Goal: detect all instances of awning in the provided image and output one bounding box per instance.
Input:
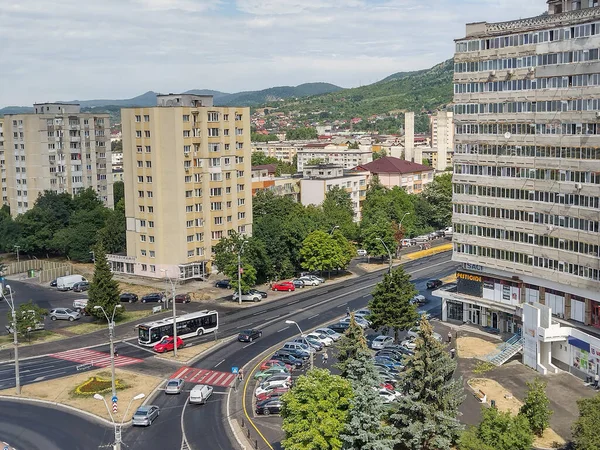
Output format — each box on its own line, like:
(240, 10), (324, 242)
(568, 336), (590, 352)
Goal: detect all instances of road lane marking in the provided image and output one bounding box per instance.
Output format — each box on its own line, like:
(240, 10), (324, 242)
(277, 326), (289, 332)
(237, 323), (254, 329)
(307, 313), (319, 319)
(243, 342), (255, 349)
(214, 358), (225, 368)
(336, 304), (346, 308)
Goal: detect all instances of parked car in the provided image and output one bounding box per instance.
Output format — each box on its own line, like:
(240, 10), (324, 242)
(374, 355), (404, 369)
(442, 226), (453, 237)
(274, 348), (310, 361)
(49, 308), (81, 322)
(298, 276), (319, 286)
(400, 239), (416, 247)
(255, 398), (283, 415)
(175, 293), (191, 303)
(371, 335), (394, 350)
(56, 275), (86, 291)
(120, 292), (138, 303)
(339, 316), (369, 329)
(406, 327), (442, 342)
(255, 387), (290, 402)
(378, 388), (402, 404)
(153, 336), (184, 353)
(272, 281), (295, 292)
(291, 279), (305, 288)
(357, 249), (367, 257)
(282, 341), (316, 354)
(255, 380), (291, 397)
(262, 373), (292, 385)
(410, 294), (426, 305)
(305, 332), (333, 346)
(232, 291), (262, 303)
(328, 322), (350, 333)
(238, 329), (262, 343)
(401, 338), (417, 350)
(72, 298), (88, 312)
(314, 328), (342, 341)
(376, 350), (405, 361)
(50, 279), (57, 287)
(270, 353), (304, 368)
(254, 366), (290, 382)
(132, 405), (160, 426)
(306, 275), (325, 283)
(354, 309), (371, 320)
(248, 289), (268, 298)
(72, 281), (89, 293)
(141, 293), (165, 303)
(260, 359), (293, 372)
(189, 384), (213, 405)
(426, 279), (443, 289)
(294, 337), (322, 352)
(414, 235), (430, 243)
(383, 344), (415, 356)
(214, 279), (232, 289)
(165, 378), (184, 395)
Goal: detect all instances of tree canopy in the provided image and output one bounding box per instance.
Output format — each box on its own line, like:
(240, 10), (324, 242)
(519, 377), (552, 437)
(572, 393), (600, 450)
(459, 407), (533, 450)
(285, 127), (318, 140)
(87, 243), (122, 322)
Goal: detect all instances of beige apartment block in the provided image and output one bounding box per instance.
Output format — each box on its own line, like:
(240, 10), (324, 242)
(0, 104), (112, 216)
(296, 143), (373, 171)
(429, 111), (454, 170)
(251, 141), (299, 165)
(110, 94), (252, 280)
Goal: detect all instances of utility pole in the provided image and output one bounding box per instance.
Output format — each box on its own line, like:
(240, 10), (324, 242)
(161, 270), (178, 357)
(94, 305), (122, 399)
(377, 237), (393, 274)
(13, 245), (20, 264)
(238, 241), (248, 305)
(2, 285), (20, 395)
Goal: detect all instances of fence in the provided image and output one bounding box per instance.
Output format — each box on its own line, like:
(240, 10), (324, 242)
(2, 260), (74, 283)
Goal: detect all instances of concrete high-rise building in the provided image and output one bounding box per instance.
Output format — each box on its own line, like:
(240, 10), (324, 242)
(0, 104), (112, 216)
(403, 112), (417, 162)
(109, 94), (253, 280)
(430, 111), (454, 171)
(436, 0), (600, 377)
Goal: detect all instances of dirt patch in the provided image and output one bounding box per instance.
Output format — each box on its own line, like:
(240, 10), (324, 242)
(468, 378), (565, 448)
(154, 340), (219, 363)
(457, 337), (499, 359)
(71, 263), (95, 278)
(118, 282), (163, 298)
(0, 368), (162, 422)
(357, 261), (395, 273)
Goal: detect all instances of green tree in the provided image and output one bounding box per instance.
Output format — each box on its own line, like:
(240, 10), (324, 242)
(300, 230), (343, 275)
(368, 266), (418, 342)
(572, 394), (600, 450)
(372, 149), (387, 160)
(212, 233), (244, 274)
(360, 218), (396, 260)
(322, 187), (357, 239)
(0, 207), (20, 253)
(331, 230), (356, 270)
(285, 127), (318, 140)
(225, 262), (257, 293)
(518, 377), (552, 437)
(281, 368), (353, 450)
(306, 158), (326, 166)
(459, 407), (532, 450)
(111, 139), (122, 152)
(341, 347), (396, 449)
(335, 314), (367, 377)
(8, 301), (47, 336)
(390, 318), (465, 450)
(347, 141), (360, 149)
(421, 172), (453, 229)
(113, 181), (124, 207)
(251, 132), (279, 142)
(98, 198), (126, 254)
(87, 244), (122, 321)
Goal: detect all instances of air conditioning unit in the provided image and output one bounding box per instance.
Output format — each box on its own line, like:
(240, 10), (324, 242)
(508, 69), (515, 75)
(596, 111), (600, 119)
(489, 70), (496, 77)
(528, 67), (535, 73)
(575, 182), (582, 190)
(185, 167), (190, 173)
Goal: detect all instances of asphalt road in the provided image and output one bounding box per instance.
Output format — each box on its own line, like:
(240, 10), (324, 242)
(122, 251), (458, 450)
(0, 399), (114, 449)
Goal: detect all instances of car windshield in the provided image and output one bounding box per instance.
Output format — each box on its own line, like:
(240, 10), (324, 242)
(135, 408), (148, 416)
(64, 309), (74, 314)
(167, 381), (179, 386)
(240, 330), (252, 335)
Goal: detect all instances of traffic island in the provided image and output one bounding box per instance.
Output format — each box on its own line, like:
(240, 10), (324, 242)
(0, 368), (162, 422)
(467, 378), (565, 449)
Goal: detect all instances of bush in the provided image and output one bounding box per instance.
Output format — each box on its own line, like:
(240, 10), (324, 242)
(72, 376), (127, 397)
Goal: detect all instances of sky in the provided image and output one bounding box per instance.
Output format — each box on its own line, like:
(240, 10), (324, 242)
(0, 0), (544, 107)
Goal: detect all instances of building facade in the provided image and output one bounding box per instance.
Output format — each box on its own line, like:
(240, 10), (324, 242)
(436, 0), (600, 378)
(429, 111), (454, 171)
(354, 156), (435, 194)
(0, 104), (112, 215)
(296, 143), (373, 171)
(111, 94), (253, 280)
(251, 142), (299, 165)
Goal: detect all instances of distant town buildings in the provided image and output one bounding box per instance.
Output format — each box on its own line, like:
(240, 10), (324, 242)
(354, 156), (435, 194)
(0, 103), (113, 216)
(296, 142), (373, 171)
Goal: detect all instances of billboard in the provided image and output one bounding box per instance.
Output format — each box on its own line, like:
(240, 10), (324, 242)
(457, 271), (483, 297)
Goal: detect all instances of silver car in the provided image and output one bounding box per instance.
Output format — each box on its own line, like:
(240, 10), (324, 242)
(298, 276), (320, 286)
(132, 405), (160, 426)
(165, 378), (184, 395)
(49, 308), (81, 322)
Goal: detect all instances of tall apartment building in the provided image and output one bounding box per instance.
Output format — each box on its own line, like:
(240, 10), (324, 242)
(436, 0), (600, 377)
(0, 104), (112, 215)
(110, 94), (253, 280)
(430, 111), (454, 171)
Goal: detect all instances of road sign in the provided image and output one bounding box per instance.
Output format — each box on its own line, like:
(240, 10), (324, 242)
(112, 395), (118, 403)
(113, 401), (118, 413)
(231, 366), (239, 374)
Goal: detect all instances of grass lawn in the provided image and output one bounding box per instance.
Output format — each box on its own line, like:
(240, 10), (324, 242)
(0, 330), (63, 347)
(68, 310), (153, 335)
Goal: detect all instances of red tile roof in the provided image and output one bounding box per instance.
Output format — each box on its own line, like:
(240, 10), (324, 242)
(354, 156), (432, 174)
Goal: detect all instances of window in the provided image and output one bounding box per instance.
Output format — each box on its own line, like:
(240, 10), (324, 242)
(210, 187), (222, 196)
(139, 206), (145, 212)
(235, 128), (243, 136)
(238, 212), (246, 219)
(138, 190), (144, 198)
(238, 198), (245, 206)
(141, 250), (147, 256)
(144, 115), (150, 122)
(149, 236), (155, 243)
(138, 176), (144, 183)
(187, 220), (194, 228)
(144, 131), (150, 138)
(211, 231), (223, 240)
(183, 130), (190, 137)
(210, 173), (222, 181)
(135, 115), (141, 122)
(214, 217), (223, 225)
(183, 115), (190, 122)
(185, 190), (193, 198)
(210, 158), (221, 167)
(145, 145), (151, 153)
(223, 129), (229, 136)
(147, 191), (153, 198)
(235, 113), (242, 121)
(146, 161), (151, 168)
(146, 176), (152, 183)
(223, 114), (229, 121)
(136, 131), (142, 138)
(149, 251), (155, 258)
(208, 128), (220, 137)
(211, 202), (222, 210)
(237, 184), (245, 192)
(148, 206), (154, 213)
(141, 264), (147, 271)
(227, 215), (232, 223)
(235, 156), (244, 163)
(140, 220), (146, 227)
(136, 146), (143, 153)
(150, 265), (156, 273)
(208, 112), (219, 122)
(184, 145), (191, 154)
(209, 143), (220, 152)
(141, 235), (147, 242)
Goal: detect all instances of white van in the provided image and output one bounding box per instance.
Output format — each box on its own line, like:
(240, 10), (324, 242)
(189, 384), (213, 405)
(57, 275), (87, 291)
(443, 227), (453, 237)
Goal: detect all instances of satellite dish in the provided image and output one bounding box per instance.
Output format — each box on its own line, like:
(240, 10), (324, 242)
(504, 132), (511, 139)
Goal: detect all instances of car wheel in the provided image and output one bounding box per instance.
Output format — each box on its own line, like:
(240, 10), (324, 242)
(249, 337), (253, 343)
(288, 288), (292, 292)
(129, 299), (133, 303)
(259, 332), (263, 337)
(197, 329), (204, 337)
(254, 297), (260, 303)
(69, 316), (74, 322)
(263, 408), (270, 416)
(51, 316), (57, 321)
(142, 299), (146, 303)
(257, 376), (263, 382)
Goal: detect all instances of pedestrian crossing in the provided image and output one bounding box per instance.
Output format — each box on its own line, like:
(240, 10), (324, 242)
(50, 348), (143, 368)
(170, 366), (237, 388)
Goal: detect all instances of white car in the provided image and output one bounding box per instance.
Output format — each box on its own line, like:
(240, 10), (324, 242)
(357, 249), (367, 257)
(255, 380), (291, 397)
(305, 332), (333, 346)
(378, 388), (402, 404)
(410, 295), (426, 305)
(298, 276), (320, 286)
(340, 316), (369, 329)
(232, 292), (262, 303)
(407, 327), (442, 342)
(401, 338), (417, 350)
(165, 378), (184, 395)
(306, 275), (324, 283)
(371, 335), (394, 350)
(314, 328), (342, 341)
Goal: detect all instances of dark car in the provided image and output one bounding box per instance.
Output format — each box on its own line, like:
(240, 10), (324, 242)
(175, 293), (191, 303)
(376, 350), (405, 362)
(292, 279), (304, 288)
(238, 329), (262, 342)
(141, 293), (164, 303)
(274, 348), (310, 361)
(328, 322), (350, 334)
(72, 281), (89, 292)
(270, 353), (303, 369)
(383, 344), (414, 356)
(426, 279), (443, 289)
(120, 292), (138, 303)
(255, 398), (283, 416)
(50, 279), (57, 287)
(248, 289), (268, 298)
(215, 280), (231, 289)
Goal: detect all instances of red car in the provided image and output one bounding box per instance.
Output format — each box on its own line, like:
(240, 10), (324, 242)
(153, 336), (185, 353)
(272, 281), (295, 292)
(255, 387), (290, 402)
(260, 359), (293, 372)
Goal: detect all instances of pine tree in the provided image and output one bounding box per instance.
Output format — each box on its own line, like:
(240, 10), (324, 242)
(341, 347), (396, 449)
(87, 243), (122, 322)
(368, 266), (418, 342)
(390, 317), (465, 450)
(335, 314), (367, 377)
(518, 377), (552, 437)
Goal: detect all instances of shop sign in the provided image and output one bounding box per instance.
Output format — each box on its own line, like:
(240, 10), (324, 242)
(463, 263), (483, 272)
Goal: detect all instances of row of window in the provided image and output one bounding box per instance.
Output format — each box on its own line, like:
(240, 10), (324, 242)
(454, 143), (600, 160)
(454, 223), (600, 257)
(455, 122), (600, 136)
(454, 98), (600, 115)
(454, 73), (600, 94)
(454, 243), (600, 282)
(453, 202), (600, 233)
(454, 48), (600, 74)
(455, 16), (600, 53)
(454, 164), (600, 184)
(139, 235), (155, 243)
(182, 113), (242, 123)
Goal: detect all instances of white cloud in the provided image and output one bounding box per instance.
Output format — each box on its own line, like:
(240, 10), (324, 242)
(0, 0), (545, 106)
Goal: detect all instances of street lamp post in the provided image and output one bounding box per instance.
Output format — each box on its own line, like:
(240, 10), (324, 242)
(94, 392), (145, 450)
(397, 212), (411, 258)
(237, 240), (248, 306)
(329, 225), (339, 235)
(377, 237), (393, 274)
(94, 304), (123, 398)
(285, 320), (313, 370)
(160, 270), (178, 358)
(1, 285), (19, 395)
(13, 245), (20, 264)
